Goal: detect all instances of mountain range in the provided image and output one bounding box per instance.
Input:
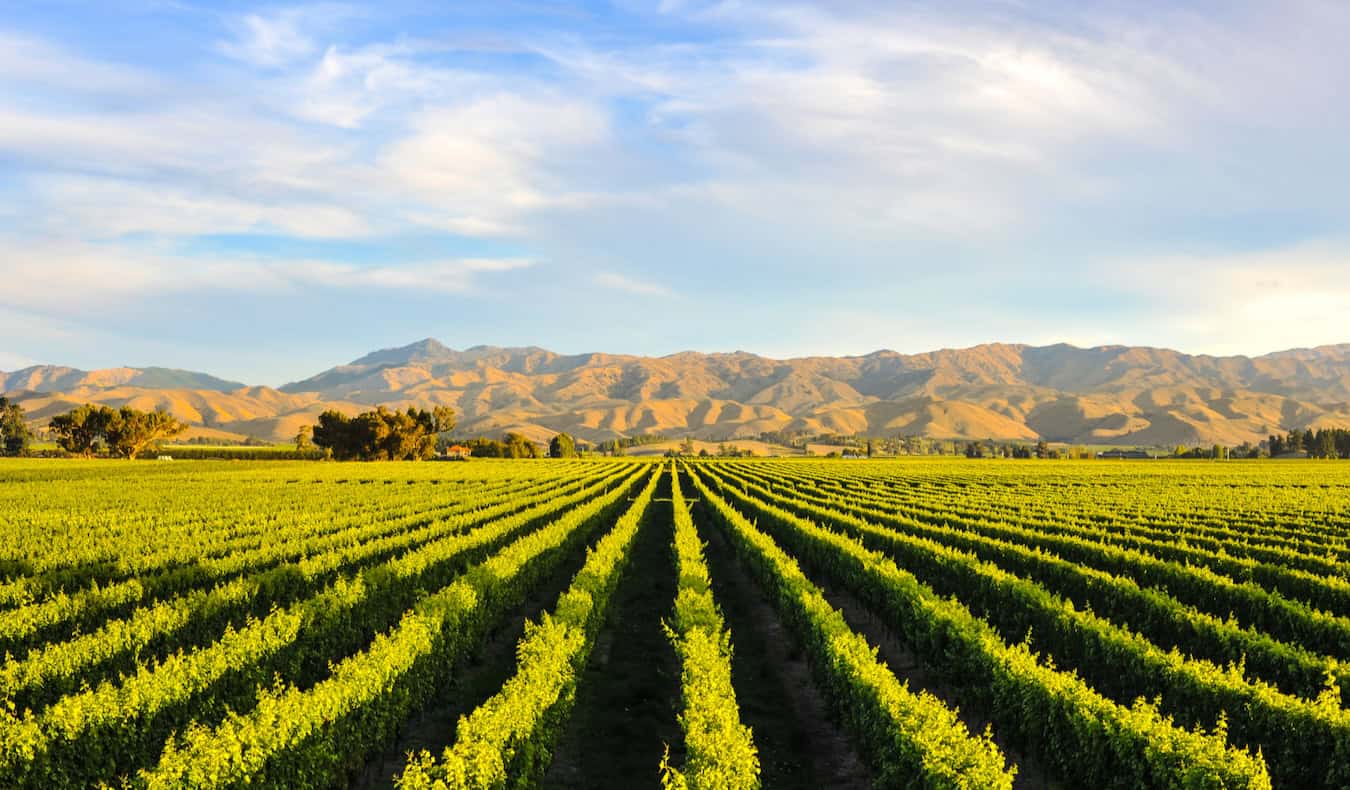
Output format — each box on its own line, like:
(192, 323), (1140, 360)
(6, 339), (1350, 447)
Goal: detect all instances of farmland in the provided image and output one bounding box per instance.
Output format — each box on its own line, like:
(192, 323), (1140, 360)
(2, 459), (1350, 788)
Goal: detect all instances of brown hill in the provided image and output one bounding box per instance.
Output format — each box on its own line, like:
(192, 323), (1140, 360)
(5, 340), (1350, 445)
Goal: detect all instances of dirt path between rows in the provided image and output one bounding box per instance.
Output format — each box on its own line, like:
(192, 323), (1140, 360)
(693, 494), (872, 790)
(543, 472), (684, 789)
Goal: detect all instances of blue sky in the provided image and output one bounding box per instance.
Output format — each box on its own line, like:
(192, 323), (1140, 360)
(2, 0), (1348, 385)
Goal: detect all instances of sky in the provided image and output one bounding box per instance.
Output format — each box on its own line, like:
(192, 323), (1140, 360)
(1, 0), (1348, 385)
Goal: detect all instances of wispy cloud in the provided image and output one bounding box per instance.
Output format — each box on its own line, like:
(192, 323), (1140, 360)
(282, 257), (535, 292)
(593, 272), (673, 297)
(0, 238), (534, 307)
(217, 6), (356, 68)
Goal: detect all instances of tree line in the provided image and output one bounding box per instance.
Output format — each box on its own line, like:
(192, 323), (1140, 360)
(1269, 428), (1350, 459)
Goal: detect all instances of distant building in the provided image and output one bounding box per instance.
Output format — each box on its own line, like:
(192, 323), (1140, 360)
(1097, 449), (1157, 460)
(444, 444), (471, 460)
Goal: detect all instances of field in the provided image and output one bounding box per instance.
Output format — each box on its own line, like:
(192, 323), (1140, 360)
(2, 459), (1350, 788)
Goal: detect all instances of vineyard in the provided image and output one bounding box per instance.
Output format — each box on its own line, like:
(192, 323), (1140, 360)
(2, 459), (1350, 788)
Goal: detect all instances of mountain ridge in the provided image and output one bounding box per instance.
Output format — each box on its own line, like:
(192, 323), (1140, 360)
(6, 339), (1350, 446)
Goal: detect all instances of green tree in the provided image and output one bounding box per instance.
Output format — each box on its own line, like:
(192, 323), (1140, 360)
(49, 404), (117, 457)
(312, 410), (353, 458)
(1315, 431), (1337, 459)
(431, 406), (456, 434)
(1034, 440), (1050, 459)
(504, 432), (540, 459)
(309, 405), (453, 461)
(294, 425), (313, 454)
(0, 397), (33, 456)
(103, 407), (188, 459)
(467, 437), (506, 458)
(548, 432), (577, 458)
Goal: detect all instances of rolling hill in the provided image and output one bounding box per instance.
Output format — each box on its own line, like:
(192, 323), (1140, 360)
(6, 339), (1350, 445)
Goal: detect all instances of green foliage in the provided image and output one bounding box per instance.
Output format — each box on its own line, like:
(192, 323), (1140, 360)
(710, 465), (1341, 787)
(396, 468), (661, 788)
(548, 432), (577, 458)
(48, 404), (116, 456)
(47, 404), (186, 459)
(503, 432), (541, 459)
(312, 405), (454, 461)
(103, 407), (188, 459)
(661, 470), (760, 790)
(7, 456), (1350, 788)
(693, 464), (1272, 790)
(692, 467), (1018, 789)
(139, 465), (650, 789)
(0, 397), (32, 456)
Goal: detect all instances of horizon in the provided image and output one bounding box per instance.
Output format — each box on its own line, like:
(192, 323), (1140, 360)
(3, 2), (1350, 383)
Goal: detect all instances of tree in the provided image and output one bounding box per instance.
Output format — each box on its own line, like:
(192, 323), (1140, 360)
(549, 432), (577, 458)
(295, 425), (313, 453)
(430, 406), (456, 434)
(504, 432), (541, 459)
(310, 405), (454, 461)
(48, 404), (185, 459)
(0, 397), (33, 456)
(1034, 440), (1050, 459)
(1314, 430), (1337, 459)
(312, 411), (352, 458)
(50, 404), (117, 457)
(103, 407), (187, 459)
(467, 437), (506, 458)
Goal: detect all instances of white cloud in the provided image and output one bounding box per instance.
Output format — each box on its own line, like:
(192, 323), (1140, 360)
(378, 93), (610, 234)
(593, 272), (673, 296)
(0, 238), (534, 307)
(279, 257), (534, 292)
(1097, 240), (1350, 355)
(0, 350), (37, 371)
(32, 175), (372, 239)
(218, 6), (347, 68)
